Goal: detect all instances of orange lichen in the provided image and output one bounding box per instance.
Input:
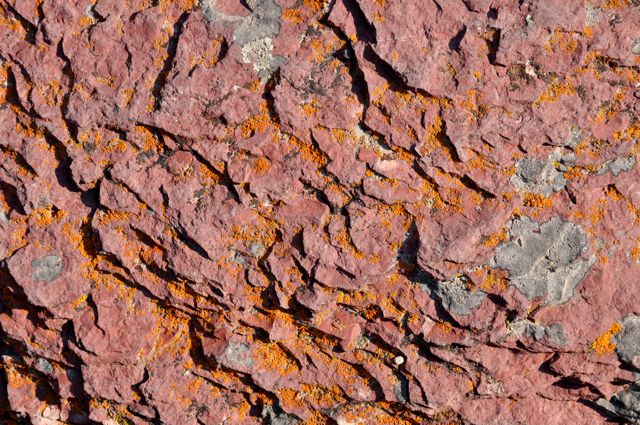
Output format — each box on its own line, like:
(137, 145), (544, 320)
(283, 8), (304, 24)
(534, 79), (576, 106)
(254, 342), (299, 375)
(523, 193), (553, 209)
(252, 156), (271, 175)
(288, 136), (328, 166)
(302, 0), (327, 12)
(591, 322), (622, 355)
(31, 206), (65, 227)
(545, 28), (578, 53)
(483, 227), (508, 248)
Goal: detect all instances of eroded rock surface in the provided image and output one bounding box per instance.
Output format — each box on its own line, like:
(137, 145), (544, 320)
(0, 0), (639, 424)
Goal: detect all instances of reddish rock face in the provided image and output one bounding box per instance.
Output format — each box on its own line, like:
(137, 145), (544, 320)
(0, 0), (640, 423)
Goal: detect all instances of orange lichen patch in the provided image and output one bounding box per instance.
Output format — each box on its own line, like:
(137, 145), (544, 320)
(78, 15), (96, 28)
(132, 125), (162, 152)
(252, 156), (271, 175)
(595, 90), (625, 124)
(533, 79), (576, 106)
(299, 384), (347, 408)
(62, 218), (96, 258)
(309, 34), (343, 63)
(631, 242), (640, 262)
(563, 166), (584, 180)
(334, 227), (365, 260)
(601, 0), (630, 9)
(288, 136), (328, 166)
(5, 222), (28, 257)
(198, 163), (220, 185)
(38, 80), (64, 107)
(482, 227), (508, 248)
(614, 123), (640, 142)
(100, 138), (128, 154)
(583, 26), (594, 38)
(605, 185), (624, 201)
(301, 100), (319, 116)
(283, 8), (304, 24)
(96, 210), (132, 226)
(0, 62), (8, 104)
(30, 206), (65, 227)
(231, 219), (278, 250)
(302, 0), (328, 12)
(254, 342), (299, 375)
(436, 321), (453, 333)
(588, 200), (606, 225)
(544, 28), (578, 53)
(241, 103), (278, 138)
(373, 11), (385, 22)
(591, 322), (622, 355)
(479, 268), (508, 292)
(121, 88), (135, 106)
(466, 149), (494, 171)
(523, 193), (553, 209)
(143, 304), (192, 361)
(458, 89), (488, 122)
(420, 180), (448, 211)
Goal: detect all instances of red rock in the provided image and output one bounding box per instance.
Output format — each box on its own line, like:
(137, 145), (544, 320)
(0, 0), (639, 423)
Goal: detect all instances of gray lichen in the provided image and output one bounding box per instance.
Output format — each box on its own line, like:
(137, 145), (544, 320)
(493, 216), (594, 305)
(509, 319), (567, 346)
(510, 156), (567, 196)
(596, 384), (640, 424)
(597, 156), (636, 176)
(223, 341), (254, 368)
(31, 255), (64, 282)
(201, 0), (284, 76)
(423, 275), (485, 316)
(614, 315), (640, 365)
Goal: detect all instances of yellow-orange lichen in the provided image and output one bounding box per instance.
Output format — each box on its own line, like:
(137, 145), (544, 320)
(591, 322), (622, 355)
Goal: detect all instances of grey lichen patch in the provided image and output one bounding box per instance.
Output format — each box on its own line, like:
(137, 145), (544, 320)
(223, 341), (254, 368)
(614, 315), (640, 365)
(597, 156), (636, 176)
(241, 37), (284, 76)
(423, 275), (485, 316)
(31, 255), (64, 282)
(233, 0), (282, 45)
(509, 319), (568, 346)
(493, 216), (594, 305)
(261, 405), (299, 425)
(510, 156), (567, 196)
(632, 38), (640, 56)
(596, 384), (640, 424)
(201, 0), (284, 76)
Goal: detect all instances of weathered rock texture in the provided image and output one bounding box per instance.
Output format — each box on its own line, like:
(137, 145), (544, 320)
(0, 0), (639, 424)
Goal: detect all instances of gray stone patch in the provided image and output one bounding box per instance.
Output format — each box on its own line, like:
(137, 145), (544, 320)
(262, 405), (299, 425)
(422, 275), (485, 316)
(233, 0), (282, 45)
(0, 210), (8, 225)
(34, 357), (53, 375)
(596, 384), (640, 424)
(510, 156), (567, 197)
(201, 0), (284, 76)
(493, 216), (594, 305)
(223, 340), (254, 368)
(544, 323), (568, 346)
(614, 315), (640, 365)
(597, 156), (636, 176)
(632, 38), (640, 56)
(509, 319), (568, 346)
(31, 255), (64, 282)
(241, 37), (284, 75)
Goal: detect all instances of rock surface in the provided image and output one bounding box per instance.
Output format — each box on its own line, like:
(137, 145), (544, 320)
(0, 0), (639, 424)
